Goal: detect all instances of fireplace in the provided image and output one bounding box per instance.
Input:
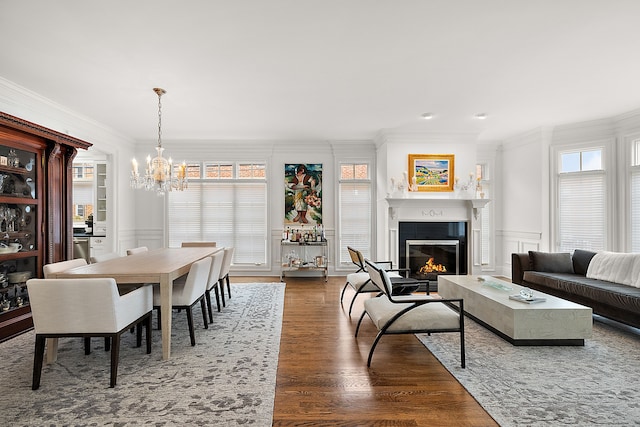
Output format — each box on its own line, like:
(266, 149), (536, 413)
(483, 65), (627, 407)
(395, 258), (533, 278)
(386, 196), (488, 285)
(398, 221), (467, 291)
(406, 240), (460, 282)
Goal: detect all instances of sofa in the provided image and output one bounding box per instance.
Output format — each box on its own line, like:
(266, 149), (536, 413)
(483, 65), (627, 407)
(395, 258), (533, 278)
(512, 250), (640, 329)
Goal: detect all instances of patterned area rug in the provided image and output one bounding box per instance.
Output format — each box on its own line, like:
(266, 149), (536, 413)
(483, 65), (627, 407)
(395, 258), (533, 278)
(0, 282), (285, 426)
(417, 316), (640, 426)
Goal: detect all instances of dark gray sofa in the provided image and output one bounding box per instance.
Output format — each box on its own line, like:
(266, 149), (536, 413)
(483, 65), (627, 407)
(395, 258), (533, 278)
(512, 250), (640, 329)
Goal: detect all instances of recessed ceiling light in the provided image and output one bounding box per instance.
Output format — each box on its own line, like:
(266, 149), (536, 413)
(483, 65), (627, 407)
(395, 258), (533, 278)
(474, 113), (487, 120)
(421, 112), (434, 120)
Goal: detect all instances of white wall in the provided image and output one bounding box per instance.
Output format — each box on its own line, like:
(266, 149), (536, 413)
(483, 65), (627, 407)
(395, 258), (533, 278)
(499, 129), (548, 276)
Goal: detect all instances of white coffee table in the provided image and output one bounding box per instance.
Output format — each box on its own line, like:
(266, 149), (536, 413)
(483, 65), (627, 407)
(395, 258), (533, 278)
(438, 275), (593, 345)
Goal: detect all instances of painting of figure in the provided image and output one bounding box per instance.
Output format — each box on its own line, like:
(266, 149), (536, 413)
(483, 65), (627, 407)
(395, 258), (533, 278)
(285, 163), (322, 224)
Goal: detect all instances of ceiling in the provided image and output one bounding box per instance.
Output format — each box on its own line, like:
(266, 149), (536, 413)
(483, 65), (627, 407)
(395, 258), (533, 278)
(2, 0), (640, 142)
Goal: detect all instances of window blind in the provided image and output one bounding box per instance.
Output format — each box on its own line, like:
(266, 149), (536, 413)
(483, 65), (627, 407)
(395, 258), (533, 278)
(168, 181), (267, 265)
(338, 181), (371, 263)
(73, 181), (93, 205)
(558, 172), (605, 251)
(631, 170), (640, 252)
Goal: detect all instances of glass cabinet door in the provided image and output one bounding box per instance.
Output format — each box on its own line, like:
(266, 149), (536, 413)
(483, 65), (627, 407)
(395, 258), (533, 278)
(0, 146), (39, 313)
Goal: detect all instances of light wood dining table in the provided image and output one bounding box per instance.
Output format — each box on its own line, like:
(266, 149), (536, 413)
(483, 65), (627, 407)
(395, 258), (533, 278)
(51, 247), (218, 361)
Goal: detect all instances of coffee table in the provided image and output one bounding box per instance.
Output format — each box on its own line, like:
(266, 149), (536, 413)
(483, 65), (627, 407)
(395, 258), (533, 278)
(438, 275), (593, 345)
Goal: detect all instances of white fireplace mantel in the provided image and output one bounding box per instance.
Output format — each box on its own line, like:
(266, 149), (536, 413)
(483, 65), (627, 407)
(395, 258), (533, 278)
(385, 194), (491, 275)
(386, 195), (490, 221)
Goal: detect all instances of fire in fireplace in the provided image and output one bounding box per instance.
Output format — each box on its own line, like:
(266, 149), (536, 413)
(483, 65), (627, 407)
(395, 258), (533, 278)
(406, 240), (460, 282)
(419, 257), (447, 274)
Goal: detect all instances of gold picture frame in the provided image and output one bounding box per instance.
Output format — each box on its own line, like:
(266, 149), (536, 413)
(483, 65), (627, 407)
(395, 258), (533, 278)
(408, 154), (455, 192)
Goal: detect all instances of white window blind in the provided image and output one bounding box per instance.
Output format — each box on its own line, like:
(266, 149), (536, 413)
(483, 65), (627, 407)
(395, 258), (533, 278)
(338, 181), (372, 264)
(558, 172), (605, 251)
(168, 181), (267, 265)
(73, 182), (93, 205)
(631, 170), (640, 252)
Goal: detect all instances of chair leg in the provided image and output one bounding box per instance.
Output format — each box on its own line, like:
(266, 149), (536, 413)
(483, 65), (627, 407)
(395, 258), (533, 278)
(214, 285), (221, 312)
(200, 298), (209, 330)
(32, 335), (46, 390)
(354, 311), (367, 337)
(186, 307), (196, 346)
(104, 337), (111, 352)
(348, 293), (359, 317)
(84, 337), (91, 355)
(340, 282), (349, 304)
(219, 278), (226, 307)
(156, 307), (161, 330)
(367, 331), (385, 368)
(145, 315), (152, 354)
(226, 275), (231, 299)
(110, 334), (120, 388)
(205, 289), (214, 323)
(136, 322), (143, 347)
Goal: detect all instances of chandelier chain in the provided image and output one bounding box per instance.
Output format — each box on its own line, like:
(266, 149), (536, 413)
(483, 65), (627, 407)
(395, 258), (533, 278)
(155, 88), (164, 148)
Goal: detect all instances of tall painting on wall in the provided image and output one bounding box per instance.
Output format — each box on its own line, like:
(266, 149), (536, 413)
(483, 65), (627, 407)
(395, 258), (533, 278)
(408, 154), (455, 192)
(285, 163), (322, 225)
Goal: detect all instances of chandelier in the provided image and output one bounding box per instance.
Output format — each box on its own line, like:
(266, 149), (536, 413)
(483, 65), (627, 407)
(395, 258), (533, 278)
(130, 88), (187, 195)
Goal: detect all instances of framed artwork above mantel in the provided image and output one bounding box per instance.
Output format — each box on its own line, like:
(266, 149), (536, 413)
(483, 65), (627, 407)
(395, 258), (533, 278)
(408, 153), (455, 192)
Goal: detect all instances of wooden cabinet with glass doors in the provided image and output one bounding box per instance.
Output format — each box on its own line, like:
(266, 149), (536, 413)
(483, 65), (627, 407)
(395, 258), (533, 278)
(0, 112), (91, 342)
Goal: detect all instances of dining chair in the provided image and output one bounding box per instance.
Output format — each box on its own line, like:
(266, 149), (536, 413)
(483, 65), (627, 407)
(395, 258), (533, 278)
(204, 250), (225, 321)
(42, 258), (100, 356)
(341, 247), (419, 316)
(90, 252), (121, 263)
(43, 258), (88, 278)
(355, 258), (465, 368)
(90, 252), (142, 296)
(218, 247), (234, 306)
(153, 256), (212, 346)
(181, 241), (217, 247)
(126, 246), (148, 255)
(27, 277), (153, 389)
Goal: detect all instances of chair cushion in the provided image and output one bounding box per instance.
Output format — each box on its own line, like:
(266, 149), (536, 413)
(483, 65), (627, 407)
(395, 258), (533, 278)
(364, 297), (460, 332)
(347, 272), (373, 287)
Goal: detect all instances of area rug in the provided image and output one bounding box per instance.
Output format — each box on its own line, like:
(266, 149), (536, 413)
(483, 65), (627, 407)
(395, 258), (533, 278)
(417, 316), (640, 426)
(0, 282), (285, 426)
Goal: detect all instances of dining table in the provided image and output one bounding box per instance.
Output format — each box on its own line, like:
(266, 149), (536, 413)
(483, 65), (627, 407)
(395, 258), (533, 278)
(51, 247), (218, 361)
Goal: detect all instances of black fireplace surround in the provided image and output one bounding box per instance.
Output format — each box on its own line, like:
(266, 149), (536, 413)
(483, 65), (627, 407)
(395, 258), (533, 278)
(398, 221), (468, 281)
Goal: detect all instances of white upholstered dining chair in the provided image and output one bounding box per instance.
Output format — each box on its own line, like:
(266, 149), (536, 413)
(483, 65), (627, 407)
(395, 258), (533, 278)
(218, 247), (234, 306)
(153, 256), (212, 346)
(43, 258), (88, 278)
(204, 250), (225, 321)
(90, 252), (121, 263)
(126, 246), (148, 255)
(27, 277), (153, 389)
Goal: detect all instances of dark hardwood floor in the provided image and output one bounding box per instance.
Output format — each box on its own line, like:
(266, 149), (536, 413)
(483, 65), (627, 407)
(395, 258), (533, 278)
(235, 275), (498, 426)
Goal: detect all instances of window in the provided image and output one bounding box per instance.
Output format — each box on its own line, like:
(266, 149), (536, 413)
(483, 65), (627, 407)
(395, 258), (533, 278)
(72, 163), (94, 181)
(338, 163), (372, 264)
(168, 162), (268, 266)
(630, 140), (640, 251)
(557, 148), (605, 251)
